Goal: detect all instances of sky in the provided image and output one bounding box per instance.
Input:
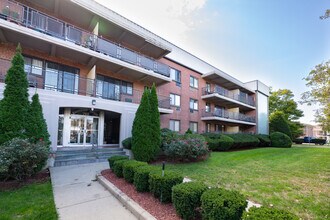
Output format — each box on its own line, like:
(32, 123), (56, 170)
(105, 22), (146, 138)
(95, 0), (330, 124)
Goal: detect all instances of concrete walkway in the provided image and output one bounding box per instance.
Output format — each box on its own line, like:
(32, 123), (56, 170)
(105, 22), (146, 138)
(50, 162), (137, 220)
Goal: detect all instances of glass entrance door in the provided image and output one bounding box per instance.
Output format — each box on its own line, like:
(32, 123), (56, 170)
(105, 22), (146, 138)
(69, 116), (99, 146)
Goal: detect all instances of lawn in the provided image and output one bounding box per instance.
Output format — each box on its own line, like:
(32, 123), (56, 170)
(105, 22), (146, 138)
(163, 146), (330, 220)
(0, 181), (58, 220)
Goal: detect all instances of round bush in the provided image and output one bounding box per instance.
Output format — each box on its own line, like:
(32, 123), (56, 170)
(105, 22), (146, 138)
(108, 155), (129, 169)
(149, 171), (183, 203)
(122, 160), (147, 183)
(243, 207), (299, 220)
(172, 182), (208, 220)
(206, 138), (220, 151)
(0, 138), (48, 181)
(255, 134), (271, 147)
(226, 134), (260, 149)
(134, 165), (160, 192)
(218, 135), (234, 151)
(113, 159), (129, 178)
(201, 188), (247, 220)
(270, 132), (292, 148)
(122, 137), (132, 149)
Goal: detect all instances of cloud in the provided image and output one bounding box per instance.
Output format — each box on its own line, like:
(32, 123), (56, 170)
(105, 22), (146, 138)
(95, 0), (207, 45)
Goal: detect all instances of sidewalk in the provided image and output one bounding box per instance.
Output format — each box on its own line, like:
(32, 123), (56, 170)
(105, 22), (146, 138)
(50, 162), (137, 220)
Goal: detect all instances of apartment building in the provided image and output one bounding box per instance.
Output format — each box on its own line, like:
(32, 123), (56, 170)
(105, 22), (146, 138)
(302, 124), (329, 140)
(0, 0), (269, 153)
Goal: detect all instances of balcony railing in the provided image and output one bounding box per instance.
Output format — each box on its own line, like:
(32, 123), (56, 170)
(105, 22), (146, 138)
(202, 109), (256, 123)
(0, 0), (170, 77)
(202, 85), (255, 106)
(0, 59), (171, 109)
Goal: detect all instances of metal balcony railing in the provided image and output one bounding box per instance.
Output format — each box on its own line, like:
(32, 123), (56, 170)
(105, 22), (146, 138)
(202, 85), (255, 106)
(0, 58), (171, 109)
(202, 109), (256, 123)
(0, 0), (170, 77)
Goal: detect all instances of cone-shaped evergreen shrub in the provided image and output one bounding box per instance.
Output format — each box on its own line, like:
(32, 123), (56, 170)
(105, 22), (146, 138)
(26, 93), (50, 146)
(149, 84), (161, 155)
(0, 44), (30, 144)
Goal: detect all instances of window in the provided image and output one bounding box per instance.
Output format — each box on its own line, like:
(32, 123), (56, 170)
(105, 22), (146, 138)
(169, 120), (180, 132)
(24, 57), (43, 75)
(96, 75), (133, 100)
(189, 122), (198, 133)
(206, 83), (211, 93)
(206, 123), (211, 133)
(190, 99), (198, 111)
(170, 94), (181, 107)
(190, 76), (198, 88)
(121, 81), (133, 95)
(170, 68), (181, 83)
(205, 102), (211, 113)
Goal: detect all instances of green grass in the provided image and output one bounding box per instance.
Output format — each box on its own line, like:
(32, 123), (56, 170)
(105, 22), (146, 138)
(161, 146), (330, 220)
(0, 181), (58, 220)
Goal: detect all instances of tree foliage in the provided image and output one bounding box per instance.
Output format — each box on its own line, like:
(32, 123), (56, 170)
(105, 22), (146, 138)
(26, 94), (50, 146)
(320, 9), (330, 20)
(132, 85), (161, 162)
(0, 45), (30, 144)
(269, 111), (292, 138)
(269, 89), (303, 138)
(301, 60), (330, 132)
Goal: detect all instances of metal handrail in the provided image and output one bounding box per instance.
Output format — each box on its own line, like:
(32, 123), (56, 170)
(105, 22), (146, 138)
(202, 85), (255, 106)
(202, 109), (256, 123)
(0, 0), (170, 77)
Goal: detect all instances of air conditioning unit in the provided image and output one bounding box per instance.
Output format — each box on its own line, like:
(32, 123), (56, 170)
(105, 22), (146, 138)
(190, 109), (194, 113)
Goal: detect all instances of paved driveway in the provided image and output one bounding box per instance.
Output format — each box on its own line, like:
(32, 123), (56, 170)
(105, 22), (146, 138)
(50, 162), (137, 220)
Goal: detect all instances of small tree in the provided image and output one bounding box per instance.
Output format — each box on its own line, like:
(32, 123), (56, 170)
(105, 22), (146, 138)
(269, 111), (292, 138)
(0, 44), (30, 144)
(149, 84), (161, 156)
(132, 89), (153, 162)
(26, 93), (50, 146)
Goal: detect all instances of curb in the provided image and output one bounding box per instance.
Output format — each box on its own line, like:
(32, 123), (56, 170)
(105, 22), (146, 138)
(97, 173), (156, 220)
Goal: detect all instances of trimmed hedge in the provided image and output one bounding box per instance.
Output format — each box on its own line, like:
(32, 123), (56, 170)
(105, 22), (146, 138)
(243, 207), (299, 220)
(255, 134), (271, 147)
(270, 132), (292, 148)
(122, 137), (132, 149)
(149, 171), (183, 203)
(293, 138), (304, 144)
(226, 134), (260, 149)
(172, 182), (208, 220)
(201, 188), (247, 220)
(113, 159), (129, 178)
(122, 160), (147, 183)
(205, 135), (234, 151)
(134, 165), (160, 192)
(108, 155), (129, 169)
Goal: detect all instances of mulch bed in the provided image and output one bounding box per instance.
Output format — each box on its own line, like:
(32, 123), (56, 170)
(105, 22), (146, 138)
(0, 169), (50, 191)
(101, 169), (181, 220)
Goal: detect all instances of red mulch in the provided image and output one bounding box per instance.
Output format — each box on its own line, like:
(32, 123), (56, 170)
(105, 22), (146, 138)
(0, 169), (50, 191)
(102, 169), (181, 220)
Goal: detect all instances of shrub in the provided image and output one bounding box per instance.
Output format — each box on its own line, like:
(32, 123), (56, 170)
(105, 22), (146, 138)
(242, 207), (299, 220)
(172, 182), (208, 220)
(161, 128), (179, 150)
(255, 134), (271, 147)
(0, 138), (48, 181)
(202, 132), (221, 139)
(149, 171), (183, 203)
(108, 155), (129, 169)
(226, 134), (260, 149)
(293, 138), (304, 144)
(134, 165), (160, 192)
(113, 159), (129, 178)
(269, 111), (292, 139)
(149, 84), (161, 157)
(201, 188), (247, 220)
(122, 160), (148, 183)
(270, 132), (292, 148)
(163, 134), (209, 161)
(206, 135), (234, 151)
(122, 137), (132, 149)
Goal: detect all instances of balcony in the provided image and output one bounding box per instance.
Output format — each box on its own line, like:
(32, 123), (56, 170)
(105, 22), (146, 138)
(0, 58), (171, 112)
(201, 109), (256, 125)
(202, 85), (255, 110)
(0, 0), (171, 85)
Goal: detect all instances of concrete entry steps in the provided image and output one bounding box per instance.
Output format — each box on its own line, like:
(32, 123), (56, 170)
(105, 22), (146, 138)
(54, 147), (126, 167)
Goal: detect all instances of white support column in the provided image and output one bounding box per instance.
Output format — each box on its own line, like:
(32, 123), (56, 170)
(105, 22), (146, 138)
(63, 108), (71, 146)
(99, 111), (105, 145)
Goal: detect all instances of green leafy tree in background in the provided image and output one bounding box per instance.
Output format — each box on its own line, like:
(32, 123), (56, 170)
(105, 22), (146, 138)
(0, 44), (30, 144)
(26, 93), (50, 146)
(269, 89), (303, 139)
(301, 61), (330, 132)
(320, 9), (330, 19)
(149, 84), (161, 156)
(269, 111), (292, 138)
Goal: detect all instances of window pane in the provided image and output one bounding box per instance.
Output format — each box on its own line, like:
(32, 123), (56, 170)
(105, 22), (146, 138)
(24, 57), (32, 74)
(190, 76), (194, 87)
(175, 95), (180, 106)
(127, 83), (133, 95)
(31, 59), (43, 75)
(170, 94), (175, 105)
(194, 101), (198, 110)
